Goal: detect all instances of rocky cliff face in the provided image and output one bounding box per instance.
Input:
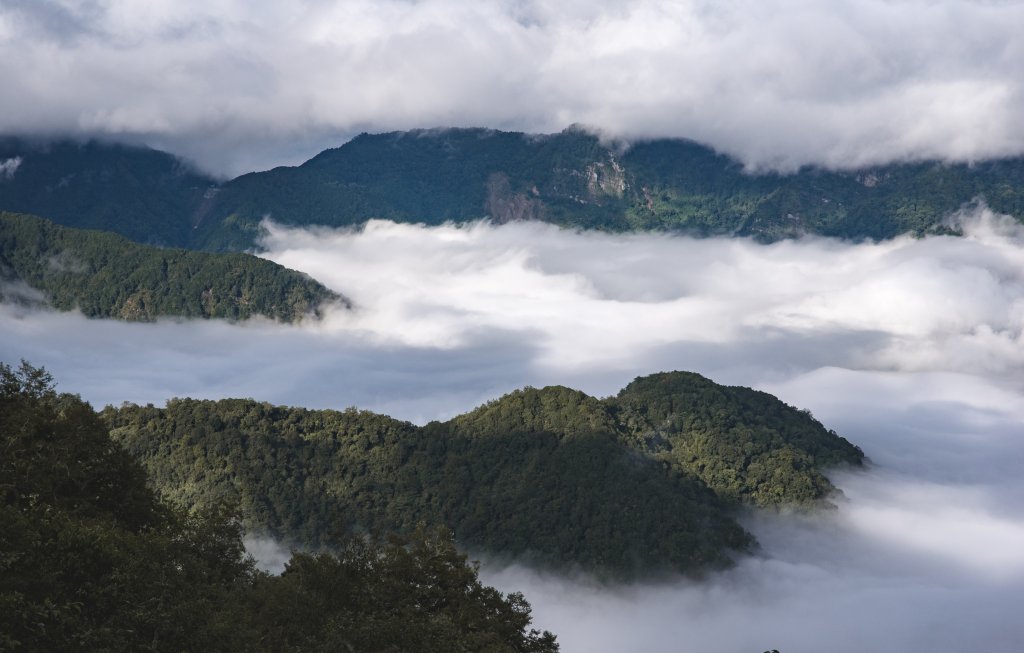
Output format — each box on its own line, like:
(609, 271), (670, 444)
(484, 173), (546, 223)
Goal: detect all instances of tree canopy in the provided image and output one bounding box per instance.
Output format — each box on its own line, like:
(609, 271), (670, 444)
(0, 212), (342, 322)
(106, 372), (863, 579)
(1, 361), (558, 652)
(3, 130), (1023, 251)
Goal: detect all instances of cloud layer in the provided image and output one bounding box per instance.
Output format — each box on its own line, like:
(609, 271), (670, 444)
(2, 0), (1023, 174)
(4, 210), (1024, 650)
(484, 366), (1024, 652)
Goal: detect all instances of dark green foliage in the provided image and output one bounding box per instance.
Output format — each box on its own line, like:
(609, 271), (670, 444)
(197, 128), (1024, 247)
(106, 394), (749, 578)
(0, 212), (341, 321)
(0, 137), (215, 247)
(606, 372), (864, 507)
(193, 128), (632, 249)
(0, 361), (558, 652)
(105, 373), (863, 578)
(610, 372), (864, 506)
(435, 387), (751, 573)
(5, 129), (1022, 251)
(0, 360), (251, 651)
(243, 526), (558, 653)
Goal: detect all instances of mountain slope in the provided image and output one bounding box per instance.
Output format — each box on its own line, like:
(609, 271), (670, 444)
(0, 137), (216, 246)
(8, 127), (1015, 247)
(0, 212), (342, 322)
(3, 129), (1023, 250)
(105, 372), (864, 578)
(610, 372), (864, 506)
(1, 361), (559, 652)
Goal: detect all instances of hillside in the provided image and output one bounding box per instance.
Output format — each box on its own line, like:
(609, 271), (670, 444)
(2, 129), (1022, 250)
(105, 372), (864, 578)
(0, 137), (215, 246)
(0, 361), (558, 652)
(610, 372), (864, 506)
(0, 212), (342, 322)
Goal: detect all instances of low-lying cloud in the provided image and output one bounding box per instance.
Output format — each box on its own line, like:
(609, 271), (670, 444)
(3, 208), (1024, 650)
(0, 156), (22, 179)
(483, 367), (1024, 652)
(1, 1), (1023, 175)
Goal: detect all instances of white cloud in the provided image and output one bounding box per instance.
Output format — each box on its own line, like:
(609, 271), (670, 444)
(0, 156), (22, 179)
(5, 208), (1024, 651)
(1, 1), (1023, 174)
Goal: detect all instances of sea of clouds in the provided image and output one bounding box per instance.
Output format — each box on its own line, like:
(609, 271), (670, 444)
(3, 207), (1024, 651)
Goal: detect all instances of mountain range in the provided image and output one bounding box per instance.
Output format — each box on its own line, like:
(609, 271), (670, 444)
(3, 128), (1022, 251)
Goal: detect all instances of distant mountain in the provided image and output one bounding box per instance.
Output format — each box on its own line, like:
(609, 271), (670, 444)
(5, 128), (1021, 250)
(106, 371), (864, 578)
(0, 137), (215, 246)
(0, 212), (342, 322)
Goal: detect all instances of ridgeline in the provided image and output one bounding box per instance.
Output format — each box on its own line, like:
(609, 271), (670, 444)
(105, 371), (864, 579)
(0, 212), (342, 322)
(2, 129), (1022, 250)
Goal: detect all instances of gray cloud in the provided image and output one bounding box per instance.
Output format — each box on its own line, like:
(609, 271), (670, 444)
(1, 1), (1023, 175)
(5, 209), (1024, 651)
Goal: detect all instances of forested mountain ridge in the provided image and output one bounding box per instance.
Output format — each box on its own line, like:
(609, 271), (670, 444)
(0, 212), (342, 322)
(610, 372), (864, 506)
(0, 137), (215, 246)
(2, 129), (1022, 251)
(105, 372), (864, 578)
(0, 361), (559, 652)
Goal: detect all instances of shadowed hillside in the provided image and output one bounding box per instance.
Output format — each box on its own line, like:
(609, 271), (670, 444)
(106, 372), (864, 579)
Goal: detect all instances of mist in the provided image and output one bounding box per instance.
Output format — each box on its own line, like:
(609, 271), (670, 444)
(3, 207), (1024, 650)
(483, 366), (1024, 652)
(2, 1), (1024, 175)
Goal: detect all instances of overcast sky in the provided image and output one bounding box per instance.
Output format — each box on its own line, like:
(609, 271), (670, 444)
(1, 0), (1023, 175)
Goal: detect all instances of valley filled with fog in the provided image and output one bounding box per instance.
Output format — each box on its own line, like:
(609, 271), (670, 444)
(3, 208), (1024, 652)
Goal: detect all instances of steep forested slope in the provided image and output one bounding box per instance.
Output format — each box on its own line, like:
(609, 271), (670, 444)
(0, 212), (341, 322)
(194, 128), (1024, 248)
(0, 361), (558, 652)
(105, 372), (864, 578)
(610, 372), (864, 506)
(0, 137), (214, 246)
(2, 129), (1022, 251)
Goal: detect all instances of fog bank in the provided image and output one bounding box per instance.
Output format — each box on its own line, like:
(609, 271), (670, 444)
(4, 209), (1024, 650)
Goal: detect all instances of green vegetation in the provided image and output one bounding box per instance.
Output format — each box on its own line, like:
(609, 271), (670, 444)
(4, 129), (1019, 250)
(610, 372), (864, 506)
(0, 212), (342, 322)
(105, 372), (863, 578)
(3, 129), (1023, 250)
(0, 137), (214, 247)
(0, 361), (558, 652)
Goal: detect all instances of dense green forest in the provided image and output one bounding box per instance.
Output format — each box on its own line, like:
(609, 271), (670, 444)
(0, 212), (342, 322)
(0, 361), (558, 652)
(2, 129), (1022, 250)
(0, 137), (213, 247)
(105, 372), (863, 578)
(611, 372), (864, 506)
